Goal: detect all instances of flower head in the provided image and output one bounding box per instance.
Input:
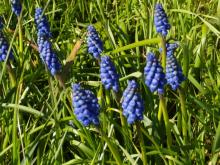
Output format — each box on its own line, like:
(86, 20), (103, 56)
(0, 32), (14, 61)
(144, 52), (166, 94)
(154, 3), (170, 36)
(35, 8), (61, 76)
(87, 25), (103, 59)
(72, 84), (100, 126)
(38, 38), (61, 75)
(100, 55), (119, 92)
(165, 43), (185, 90)
(35, 8), (51, 38)
(122, 80), (145, 124)
(10, 0), (22, 16)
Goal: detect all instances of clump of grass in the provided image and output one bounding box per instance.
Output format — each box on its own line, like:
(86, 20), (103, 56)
(0, 0), (220, 164)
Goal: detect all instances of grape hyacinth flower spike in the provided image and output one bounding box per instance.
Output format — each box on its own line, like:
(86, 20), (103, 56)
(165, 43), (185, 90)
(100, 55), (119, 92)
(154, 3), (170, 36)
(0, 21), (14, 61)
(72, 84), (100, 126)
(87, 25), (103, 59)
(35, 8), (61, 76)
(35, 8), (51, 38)
(122, 80), (145, 124)
(10, 0), (22, 16)
(144, 52), (166, 94)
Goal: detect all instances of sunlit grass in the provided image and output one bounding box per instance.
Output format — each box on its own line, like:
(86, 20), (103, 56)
(0, 0), (220, 164)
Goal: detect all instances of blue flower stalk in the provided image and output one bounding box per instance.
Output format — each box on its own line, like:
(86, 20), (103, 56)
(0, 21), (16, 86)
(166, 43), (185, 90)
(100, 55), (119, 92)
(72, 84), (100, 126)
(35, 8), (61, 76)
(154, 3), (170, 37)
(144, 52), (166, 94)
(35, 8), (51, 38)
(122, 80), (145, 124)
(0, 32), (14, 62)
(87, 25), (103, 59)
(10, 0), (22, 16)
(164, 43), (187, 142)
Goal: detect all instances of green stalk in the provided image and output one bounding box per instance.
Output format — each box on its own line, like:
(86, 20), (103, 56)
(136, 122), (147, 165)
(159, 95), (172, 148)
(18, 16), (23, 63)
(13, 86), (21, 164)
(178, 88), (187, 143)
(160, 35), (167, 69)
(159, 35), (172, 148)
(6, 62), (16, 87)
(99, 129), (123, 165)
(158, 102), (163, 122)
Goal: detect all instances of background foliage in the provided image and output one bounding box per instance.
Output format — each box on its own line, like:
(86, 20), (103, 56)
(0, 0), (220, 164)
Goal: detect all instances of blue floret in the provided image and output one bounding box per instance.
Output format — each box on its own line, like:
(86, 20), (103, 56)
(0, 32), (14, 61)
(87, 25), (103, 59)
(35, 8), (51, 38)
(35, 8), (61, 75)
(154, 3), (170, 36)
(72, 84), (100, 126)
(10, 0), (22, 16)
(122, 80), (145, 124)
(144, 52), (166, 94)
(100, 55), (119, 92)
(165, 43), (185, 90)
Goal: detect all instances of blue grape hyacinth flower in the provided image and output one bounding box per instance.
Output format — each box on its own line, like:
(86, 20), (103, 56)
(100, 55), (119, 92)
(39, 39), (61, 75)
(122, 80), (145, 124)
(0, 32), (14, 61)
(35, 8), (51, 38)
(154, 3), (170, 36)
(72, 84), (100, 126)
(35, 8), (61, 76)
(165, 44), (185, 90)
(144, 52), (166, 94)
(87, 25), (103, 59)
(10, 0), (22, 16)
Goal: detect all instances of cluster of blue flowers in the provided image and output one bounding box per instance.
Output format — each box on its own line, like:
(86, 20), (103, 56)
(154, 3), (171, 36)
(100, 55), (119, 92)
(144, 52), (166, 94)
(122, 80), (144, 124)
(0, 19), (14, 62)
(165, 43), (185, 90)
(72, 84), (100, 126)
(35, 8), (61, 76)
(10, 0), (22, 16)
(35, 8), (51, 38)
(151, 3), (185, 92)
(87, 25), (103, 59)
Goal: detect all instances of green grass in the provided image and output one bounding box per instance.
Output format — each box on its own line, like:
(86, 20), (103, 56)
(0, 0), (220, 164)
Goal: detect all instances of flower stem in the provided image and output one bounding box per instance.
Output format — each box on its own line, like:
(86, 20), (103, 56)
(178, 88), (187, 143)
(159, 35), (172, 148)
(18, 15), (23, 63)
(6, 62), (16, 87)
(159, 95), (172, 148)
(160, 35), (167, 69)
(136, 122), (147, 165)
(98, 128), (123, 165)
(158, 102), (163, 122)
